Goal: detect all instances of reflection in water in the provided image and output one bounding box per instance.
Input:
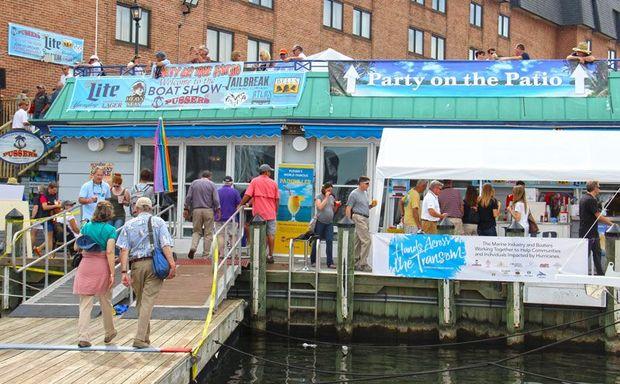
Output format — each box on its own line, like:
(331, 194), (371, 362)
(202, 329), (620, 384)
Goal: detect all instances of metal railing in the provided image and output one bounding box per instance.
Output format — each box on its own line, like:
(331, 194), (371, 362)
(72, 65), (147, 77)
(10, 204), (177, 302)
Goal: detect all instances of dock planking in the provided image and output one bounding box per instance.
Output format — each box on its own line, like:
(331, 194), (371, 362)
(0, 299), (245, 384)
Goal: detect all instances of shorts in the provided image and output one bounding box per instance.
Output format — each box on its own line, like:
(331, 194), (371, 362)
(266, 220), (276, 236)
(45, 220), (54, 232)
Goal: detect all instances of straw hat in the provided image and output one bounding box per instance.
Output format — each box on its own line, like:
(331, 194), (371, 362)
(572, 42), (591, 55)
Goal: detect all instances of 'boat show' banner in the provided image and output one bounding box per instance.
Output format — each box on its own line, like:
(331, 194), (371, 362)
(68, 63), (306, 111)
(8, 23), (84, 66)
(372, 233), (587, 283)
(329, 60), (608, 97)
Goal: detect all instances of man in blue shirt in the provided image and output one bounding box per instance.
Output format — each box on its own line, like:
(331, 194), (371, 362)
(78, 166), (111, 222)
(216, 176), (242, 257)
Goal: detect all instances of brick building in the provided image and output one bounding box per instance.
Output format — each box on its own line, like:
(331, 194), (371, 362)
(1, 0), (619, 97)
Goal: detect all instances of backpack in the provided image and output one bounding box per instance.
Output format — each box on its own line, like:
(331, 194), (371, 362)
(130, 183), (153, 215)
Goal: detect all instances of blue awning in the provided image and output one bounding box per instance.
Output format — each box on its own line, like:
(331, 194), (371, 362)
(303, 125), (382, 139)
(50, 124), (282, 138)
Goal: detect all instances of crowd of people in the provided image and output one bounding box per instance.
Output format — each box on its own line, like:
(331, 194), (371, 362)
(472, 41), (597, 63)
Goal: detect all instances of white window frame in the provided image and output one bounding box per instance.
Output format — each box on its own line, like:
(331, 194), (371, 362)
(207, 28), (234, 62)
(498, 14), (510, 38)
(316, 139), (377, 196)
(247, 38), (272, 62)
(468, 48), (477, 60)
(432, 0), (446, 13)
(470, 2), (482, 27)
(431, 35), (445, 60)
(609, 49), (617, 70)
(249, 0), (273, 9)
(413, 0), (425, 5)
(408, 28), (424, 56)
(323, 0), (343, 30)
(353, 8), (372, 39)
(115, 3), (150, 47)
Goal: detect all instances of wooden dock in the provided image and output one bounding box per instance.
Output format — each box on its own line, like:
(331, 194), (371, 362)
(0, 299), (244, 384)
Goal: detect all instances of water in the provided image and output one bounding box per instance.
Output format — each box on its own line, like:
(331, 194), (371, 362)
(202, 328), (620, 384)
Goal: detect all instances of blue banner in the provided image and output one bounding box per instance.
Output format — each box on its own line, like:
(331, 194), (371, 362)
(329, 60), (609, 98)
(8, 23), (84, 66)
(68, 63), (306, 110)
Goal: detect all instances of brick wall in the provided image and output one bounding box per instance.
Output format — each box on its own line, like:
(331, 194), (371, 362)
(1, 0), (618, 97)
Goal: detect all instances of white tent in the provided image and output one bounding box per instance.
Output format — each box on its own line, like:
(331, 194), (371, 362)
(306, 48), (353, 72)
(370, 127), (620, 232)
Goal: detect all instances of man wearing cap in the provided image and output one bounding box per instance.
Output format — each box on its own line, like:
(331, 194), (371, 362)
(238, 164), (279, 264)
(216, 176), (242, 257)
(33, 85), (50, 119)
(118, 197), (176, 349)
(567, 42), (596, 64)
(279, 49), (288, 60)
(87, 55), (103, 76)
(151, 51), (171, 79)
(185, 170), (221, 259)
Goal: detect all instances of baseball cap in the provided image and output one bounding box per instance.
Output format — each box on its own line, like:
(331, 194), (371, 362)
(223, 176), (233, 183)
(279, 49), (288, 55)
(135, 197), (153, 209)
(259, 164), (274, 173)
(89, 54), (99, 61)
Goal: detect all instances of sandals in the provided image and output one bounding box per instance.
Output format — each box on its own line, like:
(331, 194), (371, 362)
(266, 256), (275, 264)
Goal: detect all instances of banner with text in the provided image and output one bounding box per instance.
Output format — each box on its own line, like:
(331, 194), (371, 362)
(8, 23), (84, 66)
(68, 63), (306, 111)
(329, 60), (608, 98)
(274, 164), (315, 255)
(371, 233), (587, 282)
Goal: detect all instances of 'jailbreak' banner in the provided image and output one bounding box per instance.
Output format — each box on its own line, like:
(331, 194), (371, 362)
(329, 60), (609, 97)
(68, 63), (306, 111)
(372, 233), (587, 283)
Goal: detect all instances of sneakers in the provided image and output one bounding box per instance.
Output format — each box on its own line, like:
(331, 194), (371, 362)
(267, 256), (275, 264)
(77, 341), (92, 348)
(327, 264), (336, 269)
(187, 249), (196, 260)
(133, 340), (152, 349)
(104, 330), (117, 344)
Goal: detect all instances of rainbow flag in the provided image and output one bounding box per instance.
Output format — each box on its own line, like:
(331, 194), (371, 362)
(153, 117), (174, 193)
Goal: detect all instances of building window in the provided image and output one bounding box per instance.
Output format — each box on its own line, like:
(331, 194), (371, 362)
(323, 146), (368, 222)
(432, 0), (446, 13)
(207, 28), (233, 62)
(249, 0), (272, 8)
(609, 49), (617, 70)
(431, 35), (445, 60)
(140, 145), (179, 184)
(408, 28), (424, 55)
(247, 38), (272, 62)
(235, 145), (276, 183)
(323, 0), (343, 30)
(586, 40), (592, 52)
(115, 3), (150, 46)
(470, 2), (482, 27)
(353, 9), (371, 39)
(413, 0), (424, 5)
(185, 146), (228, 186)
(498, 14), (509, 38)
(468, 48), (477, 60)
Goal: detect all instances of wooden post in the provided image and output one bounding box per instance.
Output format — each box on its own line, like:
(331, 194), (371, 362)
(437, 217), (456, 340)
(3, 209), (23, 309)
(336, 217), (355, 338)
(249, 215), (267, 330)
(505, 221), (525, 345)
(604, 224), (620, 352)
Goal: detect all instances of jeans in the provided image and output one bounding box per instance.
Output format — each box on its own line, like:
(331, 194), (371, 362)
(588, 237), (604, 275)
(110, 218), (125, 229)
(477, 226), (497, 236)
(310, 221), (334, 266)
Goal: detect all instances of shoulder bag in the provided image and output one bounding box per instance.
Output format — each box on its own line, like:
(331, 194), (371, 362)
(148, 217), (170, 279)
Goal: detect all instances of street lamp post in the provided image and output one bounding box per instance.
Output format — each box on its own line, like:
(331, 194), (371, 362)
(130, 2), (143, 56)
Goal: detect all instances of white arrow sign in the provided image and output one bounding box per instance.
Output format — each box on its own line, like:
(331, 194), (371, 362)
(570, 64), (590, 95)
(343, 65), (360, 94)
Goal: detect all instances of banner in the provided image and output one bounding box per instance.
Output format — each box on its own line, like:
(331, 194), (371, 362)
(0, 130), (46, 165)
(274, 164), (315, 255)
(372, 233), (587, 283)
(8, 23), (84, 66)
(329, 60), (609, 98)
(68, 63), (306, 111)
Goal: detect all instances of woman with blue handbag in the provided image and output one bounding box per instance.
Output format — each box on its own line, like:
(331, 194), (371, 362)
(73, 201), (117, 348)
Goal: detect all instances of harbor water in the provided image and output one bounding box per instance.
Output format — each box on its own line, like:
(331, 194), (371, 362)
(202, 328), (620, 383)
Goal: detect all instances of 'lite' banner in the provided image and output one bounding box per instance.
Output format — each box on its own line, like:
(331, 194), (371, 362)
(371, 233), (587, 283)
(68, 63), (306, 111)
(329, 60), (609, 98)
(8, 23), (84, 66)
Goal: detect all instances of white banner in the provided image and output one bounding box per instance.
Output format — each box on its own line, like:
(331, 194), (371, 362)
(372, 233), (587, 283)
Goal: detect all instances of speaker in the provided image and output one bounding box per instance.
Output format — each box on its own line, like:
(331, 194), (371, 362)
(0, 68), (5, 89)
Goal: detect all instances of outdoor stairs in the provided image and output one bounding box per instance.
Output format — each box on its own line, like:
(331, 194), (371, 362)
(10, 264), (129, 318)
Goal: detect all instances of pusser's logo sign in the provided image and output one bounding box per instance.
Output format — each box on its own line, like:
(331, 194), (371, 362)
(274, 78), (300, 94)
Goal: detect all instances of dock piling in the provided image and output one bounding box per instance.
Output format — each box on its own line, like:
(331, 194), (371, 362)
(604, 224), (620, 352)
(336, 217), (355, 338)
(250, 215), (267, 330)
(505, 221), (525, 345)
(437, 217), (456, 341)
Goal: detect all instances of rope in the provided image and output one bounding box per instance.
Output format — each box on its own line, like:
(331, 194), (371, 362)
(489, 362), (579, 384)
(236, 306), (615, 349)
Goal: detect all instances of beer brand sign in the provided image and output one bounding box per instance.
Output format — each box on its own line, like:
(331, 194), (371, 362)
(8, 23), (84, 66)
(0, 131), (46, 165)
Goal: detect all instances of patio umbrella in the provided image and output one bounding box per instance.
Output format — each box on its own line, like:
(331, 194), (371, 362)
(153, 117), (174, 193)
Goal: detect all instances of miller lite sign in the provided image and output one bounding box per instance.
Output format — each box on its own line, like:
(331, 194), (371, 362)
(0, 130), (46, 165)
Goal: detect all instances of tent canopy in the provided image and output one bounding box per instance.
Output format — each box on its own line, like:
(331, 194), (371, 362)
(371, 128), (620, 231)
(306, 48), (353, 72)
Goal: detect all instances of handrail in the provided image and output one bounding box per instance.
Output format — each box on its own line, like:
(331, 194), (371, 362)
(72, 65), (147, 77)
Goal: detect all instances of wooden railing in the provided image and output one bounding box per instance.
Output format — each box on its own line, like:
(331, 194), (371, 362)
(1, 98), (19, 126)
